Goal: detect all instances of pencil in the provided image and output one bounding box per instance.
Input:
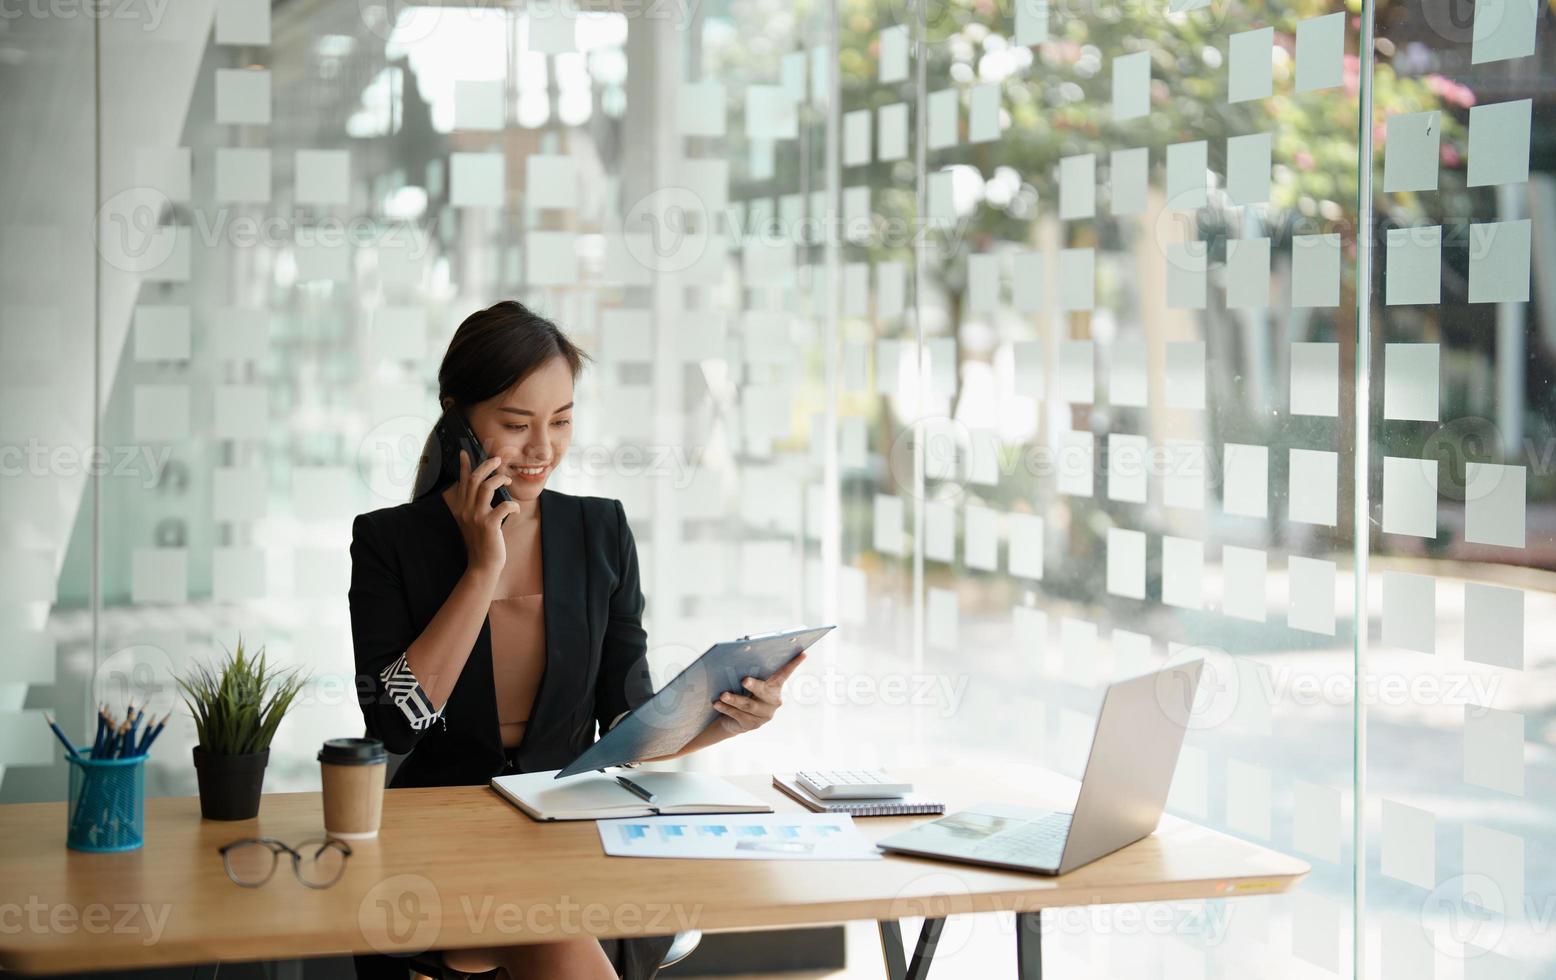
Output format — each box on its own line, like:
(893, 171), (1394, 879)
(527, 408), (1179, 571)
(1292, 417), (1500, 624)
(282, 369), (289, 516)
(137, 713), (169, 756)
(105, 718), (124, 759)
(124, 705), (141, 755)
(97, 717), (127, 837)
(42, 713), (80, 759)
(146, 715), (168, 759)
(99, 706), (120, 759)
(90, 707), (107, 759)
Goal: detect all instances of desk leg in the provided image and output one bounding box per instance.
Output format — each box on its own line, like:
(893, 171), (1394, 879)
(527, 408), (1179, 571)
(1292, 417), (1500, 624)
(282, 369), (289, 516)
(877, 920), (907, 979)
(876, 917), (945, 980)
(1016, 911), (1042, 979)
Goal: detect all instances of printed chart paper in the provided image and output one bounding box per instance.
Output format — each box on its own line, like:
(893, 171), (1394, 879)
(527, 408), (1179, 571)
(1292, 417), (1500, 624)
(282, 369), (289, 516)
(599, 813), (881, 860)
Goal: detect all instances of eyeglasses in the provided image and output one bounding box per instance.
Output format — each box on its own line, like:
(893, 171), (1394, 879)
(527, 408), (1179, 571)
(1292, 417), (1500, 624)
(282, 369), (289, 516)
(219, 837), (352, 889)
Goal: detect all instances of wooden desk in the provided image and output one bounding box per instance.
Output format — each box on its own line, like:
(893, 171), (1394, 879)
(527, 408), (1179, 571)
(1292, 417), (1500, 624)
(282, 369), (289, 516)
(0, 765), (1306, 978)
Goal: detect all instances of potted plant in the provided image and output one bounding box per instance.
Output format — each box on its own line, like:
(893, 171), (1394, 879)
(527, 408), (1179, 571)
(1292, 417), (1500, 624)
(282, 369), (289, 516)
(177, 637), (308, 821)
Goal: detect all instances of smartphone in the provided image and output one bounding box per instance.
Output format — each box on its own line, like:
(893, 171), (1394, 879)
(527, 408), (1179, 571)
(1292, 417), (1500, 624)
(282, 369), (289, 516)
(413, 408), (514, 517)
(454, 411), (515, 508)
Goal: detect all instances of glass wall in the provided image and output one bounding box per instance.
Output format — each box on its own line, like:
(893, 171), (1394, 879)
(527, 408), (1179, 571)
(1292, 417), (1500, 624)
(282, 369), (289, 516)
(1, 0), (1552, 977)
(1367, 1), (1555, 976)
(0, 0), (100, 795)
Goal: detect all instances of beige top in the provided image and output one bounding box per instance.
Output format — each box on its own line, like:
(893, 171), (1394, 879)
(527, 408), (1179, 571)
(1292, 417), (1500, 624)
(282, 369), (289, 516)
(489, 499), (544, 749)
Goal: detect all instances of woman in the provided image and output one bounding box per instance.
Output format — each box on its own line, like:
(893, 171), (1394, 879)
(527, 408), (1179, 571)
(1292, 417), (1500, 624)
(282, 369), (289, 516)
(349, 301), (804, 980)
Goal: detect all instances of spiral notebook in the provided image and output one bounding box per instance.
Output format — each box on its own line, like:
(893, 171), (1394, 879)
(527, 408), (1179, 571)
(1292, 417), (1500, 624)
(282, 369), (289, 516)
(773, 774), (946, 817)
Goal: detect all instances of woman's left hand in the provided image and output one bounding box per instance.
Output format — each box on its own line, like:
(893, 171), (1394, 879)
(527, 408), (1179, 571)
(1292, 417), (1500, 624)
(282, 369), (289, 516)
(711, 652), (806, 734)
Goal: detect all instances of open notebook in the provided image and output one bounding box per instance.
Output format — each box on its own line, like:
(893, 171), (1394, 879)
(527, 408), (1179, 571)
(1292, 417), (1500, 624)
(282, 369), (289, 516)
(490, 768), (773, 821)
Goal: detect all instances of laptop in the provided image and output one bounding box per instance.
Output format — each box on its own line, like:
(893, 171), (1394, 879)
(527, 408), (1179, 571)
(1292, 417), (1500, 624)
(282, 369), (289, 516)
(877, 659), (1204, 875)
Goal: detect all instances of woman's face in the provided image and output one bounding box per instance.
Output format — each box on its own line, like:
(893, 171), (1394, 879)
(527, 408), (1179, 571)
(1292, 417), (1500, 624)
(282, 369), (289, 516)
(464, 356), (574, 503)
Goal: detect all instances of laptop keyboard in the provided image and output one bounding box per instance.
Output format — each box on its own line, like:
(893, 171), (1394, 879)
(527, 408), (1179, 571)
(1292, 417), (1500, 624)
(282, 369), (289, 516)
(970, 813), (1072, 865)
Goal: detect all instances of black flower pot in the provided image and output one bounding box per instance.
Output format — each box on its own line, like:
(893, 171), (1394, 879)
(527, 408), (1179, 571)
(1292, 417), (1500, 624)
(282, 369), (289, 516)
(192, 745), (269, 820)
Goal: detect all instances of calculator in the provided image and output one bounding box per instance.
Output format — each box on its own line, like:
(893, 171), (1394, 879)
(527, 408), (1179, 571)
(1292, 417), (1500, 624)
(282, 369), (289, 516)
(795, 769), (913, 800)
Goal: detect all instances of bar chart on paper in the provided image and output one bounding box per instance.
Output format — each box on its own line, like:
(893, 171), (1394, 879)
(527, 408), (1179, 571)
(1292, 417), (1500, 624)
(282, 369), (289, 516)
(598, 813), (881, 860)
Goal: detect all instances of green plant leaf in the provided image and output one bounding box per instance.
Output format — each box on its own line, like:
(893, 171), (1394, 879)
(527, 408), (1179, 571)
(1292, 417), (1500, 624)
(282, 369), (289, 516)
(176, 634), (312, 756)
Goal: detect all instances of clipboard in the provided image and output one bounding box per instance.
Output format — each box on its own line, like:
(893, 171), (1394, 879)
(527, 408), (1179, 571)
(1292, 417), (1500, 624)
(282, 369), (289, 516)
(556, 624), (835, 778)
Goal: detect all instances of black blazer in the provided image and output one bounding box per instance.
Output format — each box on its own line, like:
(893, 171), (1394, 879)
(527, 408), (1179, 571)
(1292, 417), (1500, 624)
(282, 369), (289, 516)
(348, 487), (655, 788)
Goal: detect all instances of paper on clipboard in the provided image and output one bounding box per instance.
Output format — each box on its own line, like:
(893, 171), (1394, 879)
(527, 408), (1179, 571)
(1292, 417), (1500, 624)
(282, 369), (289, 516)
(556, 624), (834, 778)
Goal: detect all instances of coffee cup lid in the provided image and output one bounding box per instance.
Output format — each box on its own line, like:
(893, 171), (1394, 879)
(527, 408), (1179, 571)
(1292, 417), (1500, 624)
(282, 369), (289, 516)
(318, 737), (387, 766)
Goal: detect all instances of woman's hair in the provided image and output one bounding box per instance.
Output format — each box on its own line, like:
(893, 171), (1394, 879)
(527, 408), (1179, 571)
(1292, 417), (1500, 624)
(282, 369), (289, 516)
(411, 300), (591, 500)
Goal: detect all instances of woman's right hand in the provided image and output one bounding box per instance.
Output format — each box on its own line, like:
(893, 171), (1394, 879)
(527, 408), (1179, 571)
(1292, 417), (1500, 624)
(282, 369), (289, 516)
(452, 450), (522, 575)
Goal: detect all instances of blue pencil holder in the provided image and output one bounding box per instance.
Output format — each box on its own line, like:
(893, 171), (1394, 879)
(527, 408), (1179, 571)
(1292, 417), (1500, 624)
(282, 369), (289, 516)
(66, 748), (146, 853)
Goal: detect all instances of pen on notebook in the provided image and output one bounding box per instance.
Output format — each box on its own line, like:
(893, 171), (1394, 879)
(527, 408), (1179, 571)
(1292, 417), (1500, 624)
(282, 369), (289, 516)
(615, 775), (657, 804)
(42, 713), (81, 759)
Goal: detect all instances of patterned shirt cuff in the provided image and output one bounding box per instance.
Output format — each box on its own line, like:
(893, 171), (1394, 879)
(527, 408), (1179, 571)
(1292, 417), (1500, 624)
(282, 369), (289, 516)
(379, 653), (447, 732)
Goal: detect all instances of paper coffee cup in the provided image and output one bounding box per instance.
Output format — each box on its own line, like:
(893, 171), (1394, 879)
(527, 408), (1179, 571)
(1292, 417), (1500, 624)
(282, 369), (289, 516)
(318, 738), (388, 840)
